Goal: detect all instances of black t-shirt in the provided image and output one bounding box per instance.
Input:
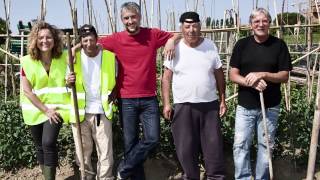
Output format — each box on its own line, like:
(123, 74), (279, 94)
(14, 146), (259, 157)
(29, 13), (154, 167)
(230, 35), (292, 109)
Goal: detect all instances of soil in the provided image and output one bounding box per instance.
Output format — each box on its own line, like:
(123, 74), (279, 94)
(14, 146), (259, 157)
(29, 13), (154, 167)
(1, 156), (320, 180)
(1, 144), (320, 180)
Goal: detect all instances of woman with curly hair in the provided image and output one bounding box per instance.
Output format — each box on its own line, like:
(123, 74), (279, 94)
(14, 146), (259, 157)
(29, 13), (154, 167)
(20, 21), (69, 180)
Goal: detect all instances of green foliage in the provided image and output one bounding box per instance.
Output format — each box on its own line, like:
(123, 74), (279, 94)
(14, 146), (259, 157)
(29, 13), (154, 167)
(221, 83), (237, 143)
(205, 17), (212, 28)
(57, 125), (75, 166)
(273, 12), (306, 26)
(276, 84), (315, 162)
(0, 17), (8, 34)
(273, 12), (306, 35)
(0, 17), (9, 45)
(0, 100), (76, 170)
(0, 101), (35, 170)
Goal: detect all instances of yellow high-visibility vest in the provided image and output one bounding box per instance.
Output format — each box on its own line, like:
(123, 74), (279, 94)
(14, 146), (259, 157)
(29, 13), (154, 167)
(20, 52), (70, 125)
(70, 50), (116, 123)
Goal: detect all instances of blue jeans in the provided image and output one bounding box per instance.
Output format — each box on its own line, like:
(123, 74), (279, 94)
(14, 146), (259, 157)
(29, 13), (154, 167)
(233, 105), (280, 180)
(118, 96), (160, 180)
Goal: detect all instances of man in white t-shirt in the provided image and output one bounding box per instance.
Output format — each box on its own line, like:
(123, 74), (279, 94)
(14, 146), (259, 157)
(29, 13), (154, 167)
(67, 24), (116, 180)
(161, 12), (227, 179)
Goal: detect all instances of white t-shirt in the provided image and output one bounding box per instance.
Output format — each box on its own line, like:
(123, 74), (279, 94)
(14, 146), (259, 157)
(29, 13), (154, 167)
(80, 49), (104, 113)
(163, 38), (222, 104)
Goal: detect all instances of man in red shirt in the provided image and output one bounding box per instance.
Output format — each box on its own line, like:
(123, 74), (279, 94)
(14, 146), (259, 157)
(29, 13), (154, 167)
(98, 2), (178, 180)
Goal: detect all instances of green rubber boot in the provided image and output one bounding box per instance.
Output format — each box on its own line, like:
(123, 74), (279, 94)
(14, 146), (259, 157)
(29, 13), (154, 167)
(43, 166), (56, 180)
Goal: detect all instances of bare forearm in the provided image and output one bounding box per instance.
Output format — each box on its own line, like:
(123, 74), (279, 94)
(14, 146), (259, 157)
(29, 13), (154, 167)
(214, 68), (226, 102)
(230, 70), (249, 87)
(170, 33), (182, 44)
(161, 78), (171, 107)
(262, 71), (289, 83)
(24, 91), (48, 113)
(161, 69), (173, 106)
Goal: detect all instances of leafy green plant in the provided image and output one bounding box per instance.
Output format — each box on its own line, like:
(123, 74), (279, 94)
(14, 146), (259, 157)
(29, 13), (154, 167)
(276, 84), (315, 163)
(0, 101), (35, 170)
(0, 100), (76, 170)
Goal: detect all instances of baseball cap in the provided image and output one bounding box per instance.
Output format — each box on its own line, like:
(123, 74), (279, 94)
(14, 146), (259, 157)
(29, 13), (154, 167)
(179, 11), (200, 23)
(79, 24), (98, 38)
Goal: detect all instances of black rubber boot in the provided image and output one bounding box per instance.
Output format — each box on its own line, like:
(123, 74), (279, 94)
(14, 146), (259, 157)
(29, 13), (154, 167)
(43, 166), (56, 180)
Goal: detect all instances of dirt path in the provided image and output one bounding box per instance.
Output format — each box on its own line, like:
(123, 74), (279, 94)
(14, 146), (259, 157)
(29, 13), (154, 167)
(1, 157), (320, 180)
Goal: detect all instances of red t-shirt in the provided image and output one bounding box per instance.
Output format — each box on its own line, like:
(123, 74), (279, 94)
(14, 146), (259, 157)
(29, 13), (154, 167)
(98, 27), (173, 98)
(21, 68), (26, 76)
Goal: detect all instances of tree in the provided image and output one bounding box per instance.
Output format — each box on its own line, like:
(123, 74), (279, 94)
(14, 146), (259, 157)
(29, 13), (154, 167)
(273, 12), (305, 25)
(205, 17), (212, 28)
(273, 12), (306, 34)
(0, 17), (10, 45)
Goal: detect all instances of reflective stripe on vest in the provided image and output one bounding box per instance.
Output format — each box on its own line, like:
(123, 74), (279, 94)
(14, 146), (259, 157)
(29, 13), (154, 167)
(20, 52), (70, 125)
(70, 50), (116, 123)
(33, 87), (68, 96)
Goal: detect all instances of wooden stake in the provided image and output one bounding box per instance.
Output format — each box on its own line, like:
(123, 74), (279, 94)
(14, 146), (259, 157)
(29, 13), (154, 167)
(150, 0), (154, 27)
(67, 0), (78, 44)
(274, 0), (280, 38)
(142, 0), (149, 27)
(259, 92), (274, 180)
(307, 0), (313, 103)
(309, 44), (320, 101)
(104, 0), (115, 33)
(40, 0), (46, 21)
(158, 0), (161, 29)
(66, 33), (86, 180)
(114, 0), (117, 32)
(86, 0), (92, 24)
(3, 0), (11, 102)
(306, 42), (320, 180)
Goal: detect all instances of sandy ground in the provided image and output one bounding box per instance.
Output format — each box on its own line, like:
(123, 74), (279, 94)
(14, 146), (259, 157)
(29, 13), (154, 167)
(0, 156), (320, 180)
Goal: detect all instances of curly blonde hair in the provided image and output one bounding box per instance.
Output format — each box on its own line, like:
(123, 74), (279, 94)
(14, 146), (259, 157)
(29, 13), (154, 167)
(27, 21), (63, 60)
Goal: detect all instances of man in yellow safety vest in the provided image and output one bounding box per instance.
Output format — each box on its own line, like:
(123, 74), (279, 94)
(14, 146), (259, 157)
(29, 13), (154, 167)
(67, 24), (116, 180)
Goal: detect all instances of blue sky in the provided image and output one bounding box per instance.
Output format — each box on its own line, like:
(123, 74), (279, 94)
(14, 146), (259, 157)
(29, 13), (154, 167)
(0, 0), (299, 34)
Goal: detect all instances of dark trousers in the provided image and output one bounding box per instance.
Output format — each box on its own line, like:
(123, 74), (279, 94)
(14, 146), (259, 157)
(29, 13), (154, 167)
(172, 101), (225, 180)
(117, 96), (160, 180)
(30, 120), (62, 167)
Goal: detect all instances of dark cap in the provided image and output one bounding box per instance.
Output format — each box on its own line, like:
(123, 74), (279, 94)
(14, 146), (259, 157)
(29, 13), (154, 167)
(179, 11), (200, 23)
(79, 24), (97, 38)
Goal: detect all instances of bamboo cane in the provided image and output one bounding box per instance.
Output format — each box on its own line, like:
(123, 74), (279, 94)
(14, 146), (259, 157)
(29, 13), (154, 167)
(150, 0), (154, 27)
(306, 43), (320, 180)
(306, 0), (313, 104)
(3, 0), (11, 102)
(194, 0), (199, 12)
(67, 0), (78, 45)
(274, 0), (280, 38)
(259, 92), (274, 180)
(157, 0), (161, 29)
(40, 0), (46, 21)
(142, 0), (149, 27)
(104, 0), (115, 33)
(219, 10), (227, 53)
(66, 33), (86, 180)
(86, 0), (92, 24)
(309, 44), (320, 100)
(113, 0), (117, 32)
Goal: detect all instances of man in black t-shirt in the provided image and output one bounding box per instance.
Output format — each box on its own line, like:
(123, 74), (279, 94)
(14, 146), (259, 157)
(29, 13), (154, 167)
(229, 8), (292, 180)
